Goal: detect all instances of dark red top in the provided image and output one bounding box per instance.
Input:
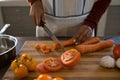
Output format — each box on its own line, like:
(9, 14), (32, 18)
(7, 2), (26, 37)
(27, 0), (111, 29)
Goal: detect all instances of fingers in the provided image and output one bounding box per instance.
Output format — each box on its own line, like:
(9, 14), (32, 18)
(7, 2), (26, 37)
(73, 25), (92, 45)
(31, 13), (44, 26)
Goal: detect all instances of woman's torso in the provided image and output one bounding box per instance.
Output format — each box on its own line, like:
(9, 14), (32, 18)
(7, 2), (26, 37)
(36, 0), (95, 37)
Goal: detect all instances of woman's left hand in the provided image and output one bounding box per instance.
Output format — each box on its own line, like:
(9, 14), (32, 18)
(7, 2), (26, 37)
(73, 25), (93, 45)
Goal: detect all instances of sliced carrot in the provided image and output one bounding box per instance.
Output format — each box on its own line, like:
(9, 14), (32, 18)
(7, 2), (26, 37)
(35, 43), (41, 50)
(41, 44), (47, 50)
(51, 38), (74, 50)
(76, 40), (114, 54)
(51, 43), (60, 50)
(81, 37), (100, 45)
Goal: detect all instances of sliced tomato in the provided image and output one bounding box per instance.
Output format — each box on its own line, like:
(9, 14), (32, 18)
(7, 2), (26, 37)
(43, 57), (63, 72)
(36, 63), (49, 73)
(61, 49), (81, 67)
(113, 44), (120, 60)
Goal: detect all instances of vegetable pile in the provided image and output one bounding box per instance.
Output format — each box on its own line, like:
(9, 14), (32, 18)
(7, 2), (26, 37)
(10, 53), (38, 79)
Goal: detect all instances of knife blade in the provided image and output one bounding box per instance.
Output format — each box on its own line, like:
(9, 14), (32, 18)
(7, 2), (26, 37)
(38, 22), (65, 51)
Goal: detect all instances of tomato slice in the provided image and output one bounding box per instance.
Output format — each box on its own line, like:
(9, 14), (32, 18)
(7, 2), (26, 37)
(61, 49), (80, 67)
(43, 57), (63, 72)
(113, 44), (120, 60)
(36, 63), (49, 73)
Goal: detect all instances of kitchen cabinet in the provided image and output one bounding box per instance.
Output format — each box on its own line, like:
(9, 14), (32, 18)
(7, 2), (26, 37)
(1, 6), (36, 37)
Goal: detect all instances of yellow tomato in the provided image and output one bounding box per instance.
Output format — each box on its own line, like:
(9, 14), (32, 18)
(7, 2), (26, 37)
(10, 59), (20, 70)
(52, 77), (64, 80)
(20, 53), (32, 61)
(36, 74), (52, 80)
(25, 59), (38, 71)
(14, 64), (28, 79)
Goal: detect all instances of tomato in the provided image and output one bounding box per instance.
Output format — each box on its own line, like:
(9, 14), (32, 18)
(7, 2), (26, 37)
(61, 49), (81, 67)
(20, 53), (32, 61)
(36, 63), (49, 73)
(52, 77), (64, 80)
(35, 74), (52, 80)
(25, 59), (38, 71)
(10, 59), (20, 70)
(113, 44), (120, 60)
(14, 64), (28, 79)
(43, 57), (63, 72)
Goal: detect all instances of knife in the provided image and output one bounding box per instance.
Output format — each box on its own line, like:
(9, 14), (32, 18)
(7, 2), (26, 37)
(38, 22), (65, 51)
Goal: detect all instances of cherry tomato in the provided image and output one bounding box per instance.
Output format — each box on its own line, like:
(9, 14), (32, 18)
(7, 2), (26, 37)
(35, 74), (52, 80)
(113, 44), (120, 60)
(20, 53), (32, 61)
(25, 59), (38, 71)
(14, 64), (28, 79)
(10, 59), (20, 70)
(43, 57), (63, 72)
(61, 49), (81, 67)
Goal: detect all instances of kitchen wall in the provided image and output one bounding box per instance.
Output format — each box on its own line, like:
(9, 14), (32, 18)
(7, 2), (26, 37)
(0, 0), (120, 37)
(97, 0), (120, 37)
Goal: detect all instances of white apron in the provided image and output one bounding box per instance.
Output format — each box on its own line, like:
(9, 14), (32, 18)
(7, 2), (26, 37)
(36, 0), (95, 37)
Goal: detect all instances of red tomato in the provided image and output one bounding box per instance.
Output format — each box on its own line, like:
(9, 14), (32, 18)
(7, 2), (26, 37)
(36, 63), (49, 73)
(43, 57), (63, 72)
(113, 44), (120, 60)
(61, 49), (81, 67)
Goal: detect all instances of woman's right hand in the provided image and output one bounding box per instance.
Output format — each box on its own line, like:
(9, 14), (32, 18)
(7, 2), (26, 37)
(29, 0), (45, 26)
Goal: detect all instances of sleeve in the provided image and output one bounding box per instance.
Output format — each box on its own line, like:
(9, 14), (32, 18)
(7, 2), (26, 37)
(83, 0), (111, 29)
(27, 0), (38, 6)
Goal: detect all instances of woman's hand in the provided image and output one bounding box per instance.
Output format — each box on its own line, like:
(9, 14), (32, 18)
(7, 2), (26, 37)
(29, 0), (45, 26)
(73, 25), (93, 45)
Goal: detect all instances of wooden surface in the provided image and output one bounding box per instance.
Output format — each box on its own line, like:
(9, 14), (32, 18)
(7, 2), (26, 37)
(2, 40), (120, 80)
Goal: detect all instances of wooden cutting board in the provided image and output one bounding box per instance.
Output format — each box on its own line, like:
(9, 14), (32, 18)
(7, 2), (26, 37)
(2, 41), (120, 80)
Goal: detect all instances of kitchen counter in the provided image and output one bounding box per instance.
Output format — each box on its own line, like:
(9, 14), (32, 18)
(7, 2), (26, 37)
(0, 36), (120, 80)
(1, 36), (120, 80)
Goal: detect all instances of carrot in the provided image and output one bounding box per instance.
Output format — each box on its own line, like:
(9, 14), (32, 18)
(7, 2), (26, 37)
(76, 40), (114, 54)
(51, 38), (74, 50)
(61, 38), (74, 47)
(40, 44), (51, 54)
(81, 37), (100, 45)
(35, 43), (41, 50)
(51, 43), (60, 50)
